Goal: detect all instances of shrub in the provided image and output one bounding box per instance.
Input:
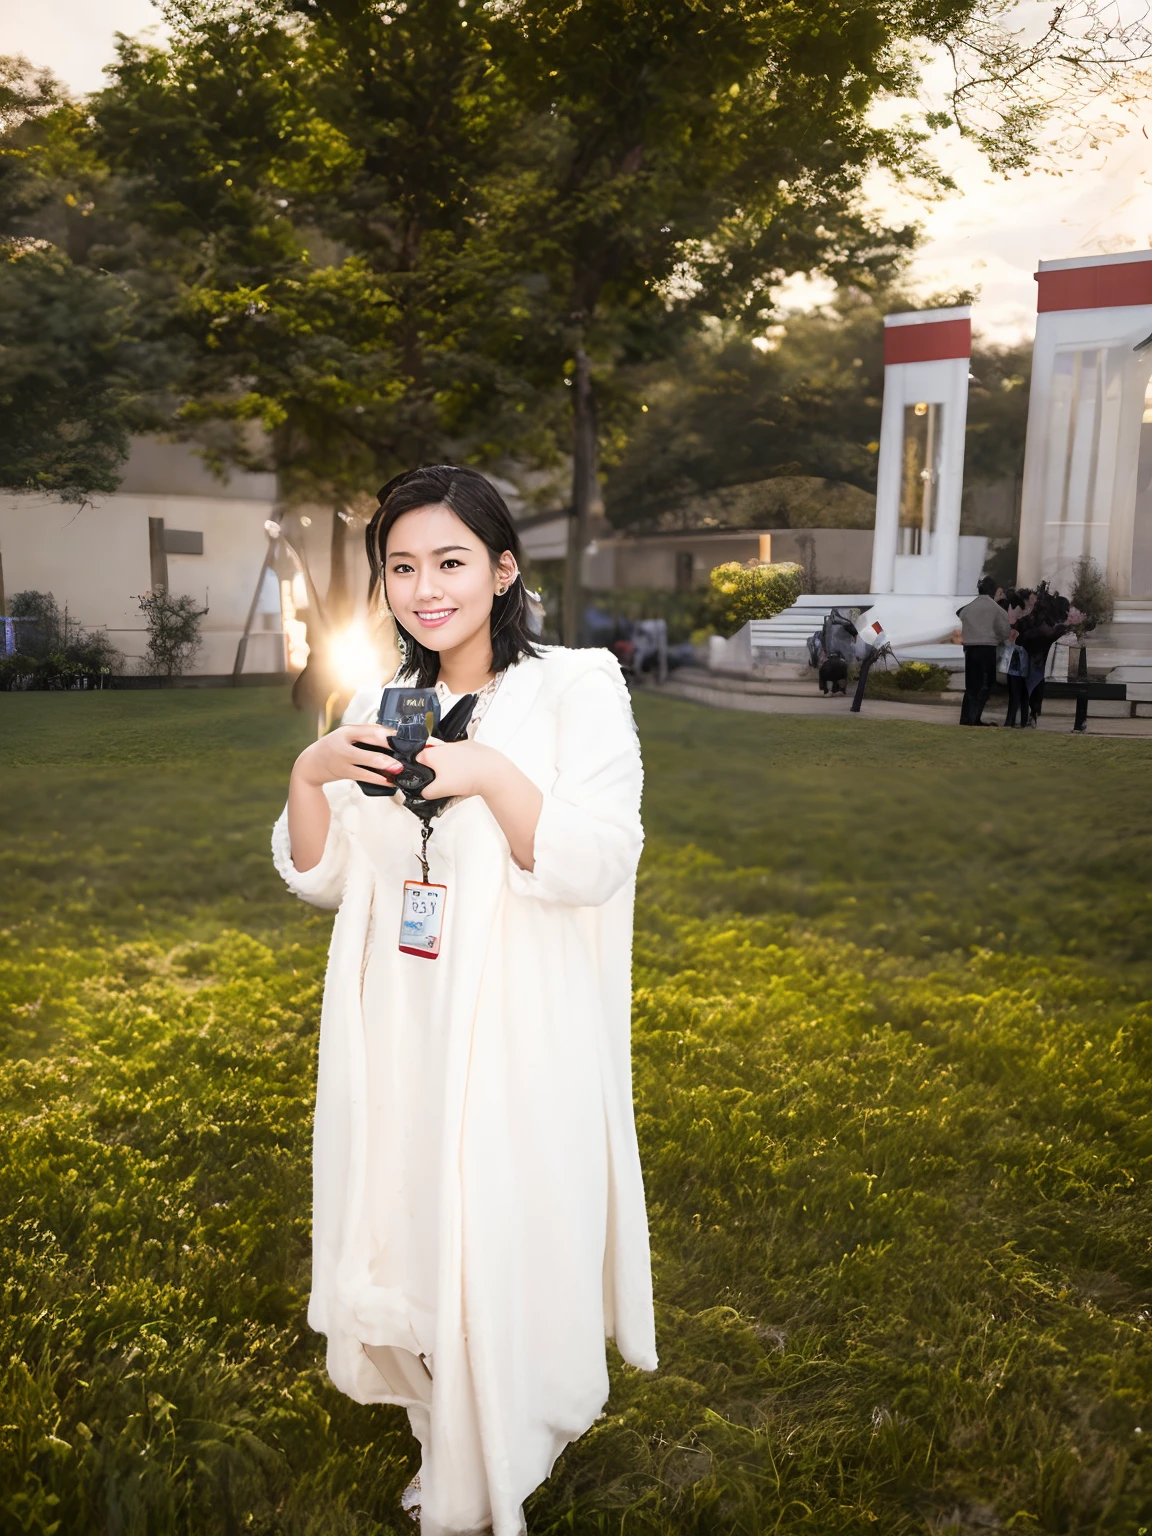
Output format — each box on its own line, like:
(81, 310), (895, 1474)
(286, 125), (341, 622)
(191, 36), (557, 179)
(137, 589), (208, 678)
(2, 590), (122, 688)
(0, 652), (121, 692)
(8, 588), (63, 656)
(0, 653), (36, 690)
(708, 559), (804, 636)
(866, 659), (951, 697)
(1070, 554), (1114, 630)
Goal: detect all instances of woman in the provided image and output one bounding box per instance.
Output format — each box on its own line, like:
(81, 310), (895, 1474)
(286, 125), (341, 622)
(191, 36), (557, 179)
(272, 466), (656, 1536)
(1012, 588), (1078, 729)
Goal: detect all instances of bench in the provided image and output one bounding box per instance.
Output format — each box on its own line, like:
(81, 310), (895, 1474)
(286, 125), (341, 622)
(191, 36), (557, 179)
(1044, 648), (1126, 731)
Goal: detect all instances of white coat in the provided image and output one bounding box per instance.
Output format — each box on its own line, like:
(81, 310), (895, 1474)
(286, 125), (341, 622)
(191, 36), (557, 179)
(271, 646), (657, 1536)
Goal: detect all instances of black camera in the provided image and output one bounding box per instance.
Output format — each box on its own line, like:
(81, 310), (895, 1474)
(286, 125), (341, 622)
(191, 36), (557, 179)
(356, 685), (477, 822)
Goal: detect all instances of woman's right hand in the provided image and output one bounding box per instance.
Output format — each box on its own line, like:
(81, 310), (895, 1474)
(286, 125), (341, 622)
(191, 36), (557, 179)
(291, 726), (400, 790)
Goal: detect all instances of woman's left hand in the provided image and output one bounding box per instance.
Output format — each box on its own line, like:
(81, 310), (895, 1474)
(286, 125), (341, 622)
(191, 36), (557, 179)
(415, 737), (498, 801)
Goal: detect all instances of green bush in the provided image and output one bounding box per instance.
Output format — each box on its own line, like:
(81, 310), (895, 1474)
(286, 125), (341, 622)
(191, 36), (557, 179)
(138, 589), (208, 678)
(1070, 554), (1115, 630)
(708, 559), (804, 635)
(3, 589), (123, 688)
(866, 658), (951, 697)
(0, 648), (121, 691)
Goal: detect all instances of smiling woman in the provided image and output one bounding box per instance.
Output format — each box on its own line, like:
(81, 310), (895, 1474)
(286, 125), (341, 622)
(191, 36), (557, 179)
(271, 465), (656, 1536)
(370, 467), (543, 691)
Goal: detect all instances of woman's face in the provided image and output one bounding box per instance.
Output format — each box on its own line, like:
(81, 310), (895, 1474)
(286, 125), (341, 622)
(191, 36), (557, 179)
(383, 503), (516, 654)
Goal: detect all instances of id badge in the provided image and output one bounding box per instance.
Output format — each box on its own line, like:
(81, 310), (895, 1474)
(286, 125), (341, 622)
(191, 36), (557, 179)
(399, 880), (447, 959)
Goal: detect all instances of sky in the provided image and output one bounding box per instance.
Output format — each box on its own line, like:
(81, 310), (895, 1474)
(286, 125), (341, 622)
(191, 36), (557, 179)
(4, 0), (1150, 347)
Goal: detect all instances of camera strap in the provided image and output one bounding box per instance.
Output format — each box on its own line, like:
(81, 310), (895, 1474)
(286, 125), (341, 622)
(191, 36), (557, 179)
(393, 674), (506, 961)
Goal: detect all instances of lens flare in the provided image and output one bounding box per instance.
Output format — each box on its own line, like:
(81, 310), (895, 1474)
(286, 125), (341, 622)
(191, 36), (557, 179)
(331, 622), (379, 688)
(280, 579), (310, 671)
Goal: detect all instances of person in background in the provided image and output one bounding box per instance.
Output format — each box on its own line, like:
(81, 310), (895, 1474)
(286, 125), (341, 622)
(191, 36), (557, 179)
(1003, 639), (1032, 727)
(956, 577), (1011, 726)
(1013, 586), (1080, 729)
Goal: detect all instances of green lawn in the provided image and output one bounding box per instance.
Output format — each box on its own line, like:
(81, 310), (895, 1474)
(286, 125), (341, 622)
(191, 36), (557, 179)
(1, 687), (1150, 1535)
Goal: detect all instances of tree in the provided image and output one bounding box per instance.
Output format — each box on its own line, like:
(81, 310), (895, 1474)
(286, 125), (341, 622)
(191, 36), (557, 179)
(0, 60), (144, 501)
(137, 589), (208, 678)
(602, 289), (1034, 541)
(0, 244), (140, 500)
(10, 0), (1140, 619)
(604, 296), (890, 525)
(481, 0), (1147, 634)
(82, 0), (961, 638)
(86, 3), (538, 502)
(480, 0), (932, 637)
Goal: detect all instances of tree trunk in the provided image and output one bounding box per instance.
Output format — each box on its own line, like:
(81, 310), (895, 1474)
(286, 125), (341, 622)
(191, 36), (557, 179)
(563, 347), (597, 648)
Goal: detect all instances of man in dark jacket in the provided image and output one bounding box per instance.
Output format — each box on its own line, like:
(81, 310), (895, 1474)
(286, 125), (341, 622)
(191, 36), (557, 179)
(957, 578), (1011, 726)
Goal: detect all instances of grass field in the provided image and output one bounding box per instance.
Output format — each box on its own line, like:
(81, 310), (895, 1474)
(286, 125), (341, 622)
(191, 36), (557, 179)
(1, 686), (1151, 1535)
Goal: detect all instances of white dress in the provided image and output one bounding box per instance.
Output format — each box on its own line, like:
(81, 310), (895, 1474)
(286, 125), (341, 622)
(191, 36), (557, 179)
(271, 647), (656, 1536)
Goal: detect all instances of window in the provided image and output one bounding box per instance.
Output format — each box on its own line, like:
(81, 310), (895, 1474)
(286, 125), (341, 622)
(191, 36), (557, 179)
(898, 402), (943, 556)
(675, 550), (694, 593)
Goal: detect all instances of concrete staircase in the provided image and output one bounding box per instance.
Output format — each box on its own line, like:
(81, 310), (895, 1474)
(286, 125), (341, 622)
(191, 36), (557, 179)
(710, 593), (969, 677)
(715, 593), (874, 666)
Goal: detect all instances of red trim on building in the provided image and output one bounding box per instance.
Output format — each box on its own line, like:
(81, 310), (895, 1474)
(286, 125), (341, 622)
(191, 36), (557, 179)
(883, 318), (971, 365)
(1035, 261), (1152, 312)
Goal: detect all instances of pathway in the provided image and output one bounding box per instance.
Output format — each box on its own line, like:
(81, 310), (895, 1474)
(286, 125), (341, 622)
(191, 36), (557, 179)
(654, 670), (1152, 740)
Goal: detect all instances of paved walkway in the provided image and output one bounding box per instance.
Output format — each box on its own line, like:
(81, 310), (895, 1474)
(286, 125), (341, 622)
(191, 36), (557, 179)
(657, 674), (1152, 740)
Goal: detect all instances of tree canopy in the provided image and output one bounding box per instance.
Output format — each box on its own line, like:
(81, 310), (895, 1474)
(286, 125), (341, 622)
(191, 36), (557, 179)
(0, 0), (1136, 530)
(603, 291), (1033, 532)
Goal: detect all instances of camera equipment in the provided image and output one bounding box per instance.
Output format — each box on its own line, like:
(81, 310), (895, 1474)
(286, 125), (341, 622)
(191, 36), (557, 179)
(357, 687), (438, 800)
(356, 686), (478, 824)
(849, 618), (896, 714)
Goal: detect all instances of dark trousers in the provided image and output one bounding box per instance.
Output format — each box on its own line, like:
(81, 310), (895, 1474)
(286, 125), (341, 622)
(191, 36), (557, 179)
(1005, 675), (1030, 726)
(960, 645), (997, 724)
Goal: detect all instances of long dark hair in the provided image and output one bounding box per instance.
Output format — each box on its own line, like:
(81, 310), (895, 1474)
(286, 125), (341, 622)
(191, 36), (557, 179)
(365, 464), (540, 687)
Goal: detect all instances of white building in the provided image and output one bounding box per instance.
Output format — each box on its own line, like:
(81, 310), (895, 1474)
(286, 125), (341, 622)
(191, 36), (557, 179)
(0, 437), (284, 676)
(1017, 249), (1152, 604)
(870, 306), (973, 596)
(857, 305), (987, 643)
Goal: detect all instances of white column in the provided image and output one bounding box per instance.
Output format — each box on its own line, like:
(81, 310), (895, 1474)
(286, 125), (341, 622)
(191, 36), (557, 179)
(1018, 251), (1152, 600)
(869, 306), (972, 598)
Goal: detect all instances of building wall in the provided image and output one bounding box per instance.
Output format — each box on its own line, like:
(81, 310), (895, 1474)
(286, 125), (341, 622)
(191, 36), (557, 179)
(0, 440), (279, 675)
(590, 527), (875, 592)
(0, 492), (277, 674)
(117, 436), (277, 502)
